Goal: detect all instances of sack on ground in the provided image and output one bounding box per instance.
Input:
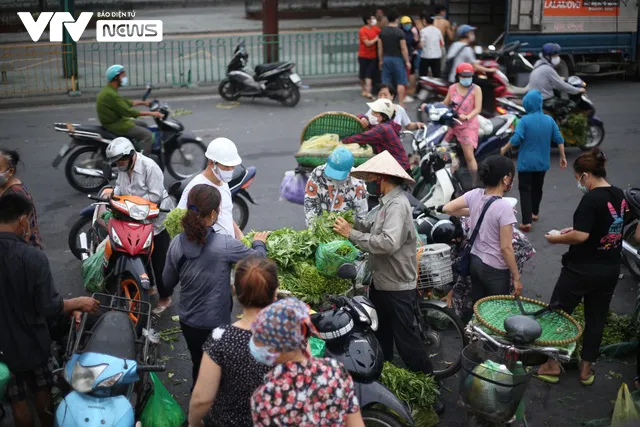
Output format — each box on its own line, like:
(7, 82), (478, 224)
(0, 361), (10, 401)
(612, 383), (640, 426)
(315, 240), (359, 277)
(81, 238), (108, 293)
(280, 170), (307, 205)
(139, 372), (186, 427)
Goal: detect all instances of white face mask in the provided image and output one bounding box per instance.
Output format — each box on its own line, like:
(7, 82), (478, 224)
(370, 18), (377, 26)
(120, 76), (129, 86)
(367, 113), (379, 126)
(551, 56), (561, 66)
(215, 166), (234, 183)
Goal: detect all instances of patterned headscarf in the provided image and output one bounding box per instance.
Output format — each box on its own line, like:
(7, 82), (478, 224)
(251, 297), (316, 354)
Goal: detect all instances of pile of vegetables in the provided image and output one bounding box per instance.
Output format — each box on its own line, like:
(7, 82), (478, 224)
(380, 362), (439, 426)
(164, 208), (187, 239)
(562, 113), (589, 147)
(573, 303), (635, 347)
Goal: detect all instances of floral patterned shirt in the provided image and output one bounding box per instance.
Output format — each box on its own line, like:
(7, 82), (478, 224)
(251, 357), (360, 427)
(303, 165), (368, 227)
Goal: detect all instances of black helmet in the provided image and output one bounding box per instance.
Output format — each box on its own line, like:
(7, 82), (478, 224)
(430, 219), (457, 244)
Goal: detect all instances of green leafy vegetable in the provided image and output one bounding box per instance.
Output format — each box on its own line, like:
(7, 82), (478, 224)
(310, 210), (355, 244)
(380, 362), (439, 426)
(573, 303), (634, 347)
(164, 208), (187, 239)
(277, 263), (352, 305)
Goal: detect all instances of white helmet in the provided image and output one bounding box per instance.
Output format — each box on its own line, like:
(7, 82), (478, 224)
(205, 137), (242, 167)
(106, 137), (136, 164)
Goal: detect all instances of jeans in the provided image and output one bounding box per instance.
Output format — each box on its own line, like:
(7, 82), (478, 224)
(151, 230), (171, 299)
(124, 119), (154, 154)
(470, 254), (511, 304)
(369, 286), (433, 374)
(180, 321), (213, 386)
(382, 56), (409, 86)
(518, 171), (546, 225)
(549, 264), (619, 362)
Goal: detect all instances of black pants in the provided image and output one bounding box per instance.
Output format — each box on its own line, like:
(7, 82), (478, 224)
(151, 230), (171, 298)
(518, 171), (546, 225)
(419, 58), (441, 78)
(550, 264), (619, 362)
(369, 286), (434, 374)
(470, 254), (511, 304)
(473, 75), (496, 117)
(180, 321), (212, 386)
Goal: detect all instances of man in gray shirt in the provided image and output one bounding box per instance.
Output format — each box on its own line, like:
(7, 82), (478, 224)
(333, 150), (444, 414)
(446, 25), (497, 83)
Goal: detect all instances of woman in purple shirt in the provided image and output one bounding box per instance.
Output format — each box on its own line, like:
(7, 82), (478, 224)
(441, 155), (524, 302)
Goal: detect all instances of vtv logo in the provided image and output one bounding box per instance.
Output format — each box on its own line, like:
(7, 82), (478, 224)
(17, 12), (93, 42)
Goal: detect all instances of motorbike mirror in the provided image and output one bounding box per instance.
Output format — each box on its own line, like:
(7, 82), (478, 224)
(168, 181), (182, 199)
(142, 82), (152, 101)
(336, 263), (357, 281)
(488, 45), (496, 51)
(102, 163), (113, 184)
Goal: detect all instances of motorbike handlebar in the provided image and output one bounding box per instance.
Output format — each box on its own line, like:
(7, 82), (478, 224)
(159, 208), (171, 213)
(88, 194), (110, 203)
(137, 364), (166, 373)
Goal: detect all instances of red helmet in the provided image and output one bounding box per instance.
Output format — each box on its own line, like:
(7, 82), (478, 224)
(456, 62), (475, 77)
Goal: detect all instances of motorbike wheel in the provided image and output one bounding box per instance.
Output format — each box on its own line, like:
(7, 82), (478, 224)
(280, 82), (300, 107)
(622, 220), (640, 280)
(68, 216), (98, 260)
(64, 146), (108, 193)
(219, 78), (241, 101)
(418, 302), (467, 380)
(580, 123), (605, 151)
(361, 409), (404, 427)
(233, 195), (249, 231)
(165, 140), (208, 179)
(116, 278), (150, 337)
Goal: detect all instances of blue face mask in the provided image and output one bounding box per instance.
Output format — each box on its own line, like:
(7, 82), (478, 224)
(577, 180), (588, 194)
(249, 338), (279, 366)
(120, 76), (129, 87)
(459, 77), (473, 87)
(403, 24), (412, 31)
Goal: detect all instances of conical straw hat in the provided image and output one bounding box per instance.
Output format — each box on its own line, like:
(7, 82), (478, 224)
(351, 150), (415, 184)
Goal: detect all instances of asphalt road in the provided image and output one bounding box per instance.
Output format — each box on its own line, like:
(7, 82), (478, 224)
(0, 81), (639, 426)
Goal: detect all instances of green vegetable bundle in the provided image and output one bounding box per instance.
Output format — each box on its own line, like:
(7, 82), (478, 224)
(164, 208), (187, 239)
(380, 362), (439, 426)
(310, 210), (355, 244)
(562, 113), (589, 147)
(573, 303), (634, 347)
(277, 263), (352, 305)
(315, 240), (359, 277)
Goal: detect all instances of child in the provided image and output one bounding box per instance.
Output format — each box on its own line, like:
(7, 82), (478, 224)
(360, 84), (424, 130)
(500, 89), (566, 232)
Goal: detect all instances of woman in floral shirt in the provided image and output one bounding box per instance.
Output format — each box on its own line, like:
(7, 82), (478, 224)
(304, 147), (368, 227)
(250, 297), (365, 427)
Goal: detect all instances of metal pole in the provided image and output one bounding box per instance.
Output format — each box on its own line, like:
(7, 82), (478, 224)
(61, 0), (78, 80)
(262, 0), (279, 63)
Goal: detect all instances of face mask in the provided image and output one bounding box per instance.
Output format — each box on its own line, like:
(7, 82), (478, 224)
(367, 113), (379, 126)
(403, 24), (412, 31)
(120, 76), (129, 86)
(370, 18), (377, 26)
(215, 166), (234, 183)
(249, 338), (279, 366)
(577, 176), (589, 193)
(551, 56), (561, 66)
(0, 170), (10, 187)
(117, 157), (133, 172)
(459, 77), (473, 87)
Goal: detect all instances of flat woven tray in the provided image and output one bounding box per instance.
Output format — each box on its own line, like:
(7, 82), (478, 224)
(473, 295), (583, 346)
(300, 112), (366, 144)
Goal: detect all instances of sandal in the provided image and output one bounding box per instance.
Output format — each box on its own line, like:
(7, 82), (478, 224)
(519, 224), (532, 232)
(580, 370), (595, 386)
(532, 215), (540, 221)
(527, 367), (560, 384)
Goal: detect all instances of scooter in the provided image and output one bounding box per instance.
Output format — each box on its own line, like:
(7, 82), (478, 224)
(622, 187), (640, 280)
(218, 40), (303, 107)
(311, 285), (414, 427)
(52, 84), (208, 193)
(54, 293), (165, 426)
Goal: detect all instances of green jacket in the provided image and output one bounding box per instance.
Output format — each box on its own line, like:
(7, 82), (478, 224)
(96, 85), (140, 135)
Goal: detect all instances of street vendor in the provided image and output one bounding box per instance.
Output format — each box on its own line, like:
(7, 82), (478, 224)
(333, 150), (444, 415)
(303, 147), (368, 227)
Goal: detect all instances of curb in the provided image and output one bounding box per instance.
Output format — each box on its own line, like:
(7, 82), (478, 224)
(0, 75), (357, 110)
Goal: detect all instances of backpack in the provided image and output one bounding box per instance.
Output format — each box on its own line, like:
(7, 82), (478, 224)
(444, 44), (472, 82)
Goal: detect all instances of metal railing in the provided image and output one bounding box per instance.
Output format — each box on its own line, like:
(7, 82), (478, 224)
(0, 30), (360, 96)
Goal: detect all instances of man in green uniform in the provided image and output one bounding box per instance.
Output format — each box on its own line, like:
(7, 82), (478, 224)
(96, 64), (164, 154)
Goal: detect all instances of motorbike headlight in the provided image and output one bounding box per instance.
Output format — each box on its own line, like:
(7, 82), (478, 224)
(125, 201), (150, 221)
(142, 232), (153, 250)
(96, 372), (123, 388)
(70, 363), (108, 393)
(110, 227), (123, 247)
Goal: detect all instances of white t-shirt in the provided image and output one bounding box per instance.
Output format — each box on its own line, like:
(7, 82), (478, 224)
(177, 174), (235, 237)
(420, 26), (443, 59)
(366, 104), (411, 128)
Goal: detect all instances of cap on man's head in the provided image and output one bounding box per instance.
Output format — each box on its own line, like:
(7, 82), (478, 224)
(400, 16), (412, 25)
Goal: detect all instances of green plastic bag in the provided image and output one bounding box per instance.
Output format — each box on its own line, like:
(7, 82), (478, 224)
(309, 336), (326, 358)
(612, 383), (640, 426)
(0, 361), (10, 401)
(315, 240), (359, 277)
(139, 373), (186, 427)
(81, 239), (107, 293)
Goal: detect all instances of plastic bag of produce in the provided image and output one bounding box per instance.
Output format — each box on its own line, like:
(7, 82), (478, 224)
(612, 383), (640, 426)
(81, 238), (108, 293)
(0, 362), (9, 401)
(315, 240), (360, 277)
(280, 170), (307, 205)
(466, 360), (513, 415)
(139, 372), (186, 427)
(299, 134), (341, 154)
(309, 336), (326, 357)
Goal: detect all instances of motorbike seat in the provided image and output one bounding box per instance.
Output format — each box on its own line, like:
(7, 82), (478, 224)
(420, 76), (448, 87)
(228, 165), (247, 188)
(489, 116), (508, 132)
(82, 311), (137, 360)
(255, 62), (289, 75)
(74, 125), (119, 140)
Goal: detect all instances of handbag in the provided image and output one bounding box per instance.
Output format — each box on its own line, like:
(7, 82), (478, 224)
(454, 196), (499, 277)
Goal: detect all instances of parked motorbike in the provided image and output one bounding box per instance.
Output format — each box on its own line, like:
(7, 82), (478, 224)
(311, 285), (414, 427)
(622, 187), (640, 280)
(219, 40), (303, 107)
(52, 84), (207, 193)
(496, 76), (605, 151)
(54, 293), (165, 426)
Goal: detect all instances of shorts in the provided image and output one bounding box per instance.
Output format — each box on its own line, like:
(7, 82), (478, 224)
(5, 365), (53, 402)
(408, 55), (418, 75)
(382, 56), (409, 87)
(358, 57), (378, 80)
